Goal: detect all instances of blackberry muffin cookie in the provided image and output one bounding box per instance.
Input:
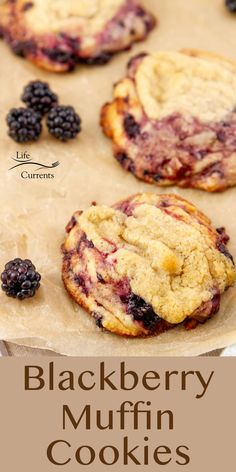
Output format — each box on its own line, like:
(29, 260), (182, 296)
(0, 0), (156, 72)
(101, 50), (236, 192)
(62, 193), (236, 337)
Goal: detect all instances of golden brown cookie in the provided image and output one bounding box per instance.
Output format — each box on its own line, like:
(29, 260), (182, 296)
(0, 0), (156, 72)
(62, 193), (236, 337)
(101, 50), (236, 192)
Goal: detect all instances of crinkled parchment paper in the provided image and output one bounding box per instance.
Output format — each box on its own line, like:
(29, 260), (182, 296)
(0, 0), (236, 356)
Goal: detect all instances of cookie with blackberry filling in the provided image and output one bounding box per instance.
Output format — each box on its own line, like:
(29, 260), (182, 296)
(101, 50), (236, 192)
(62, 193), (236, 337)
(0, 0), (156, 72)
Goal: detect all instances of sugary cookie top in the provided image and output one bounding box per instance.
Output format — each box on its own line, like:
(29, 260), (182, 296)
(21, 0), (124, 35)
(135, 51), (236, 123)
(67, 194), (236, 324)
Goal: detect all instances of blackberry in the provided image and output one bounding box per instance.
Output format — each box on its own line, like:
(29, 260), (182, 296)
(42, 48), (77, 71)
(225, 0), (236, 12)
(128, 293), (161, 331)
(47, 105), (81, 141)
(22, 80), (58, 116)
(217, 242), (235, 264)
(79, 52), (112, 65)
(124, 114), (140, 139)
(6, 107), (42, 143)
(1, 258), (41, 300)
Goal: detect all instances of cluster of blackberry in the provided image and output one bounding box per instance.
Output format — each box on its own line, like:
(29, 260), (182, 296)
(6, 80), (82, 143)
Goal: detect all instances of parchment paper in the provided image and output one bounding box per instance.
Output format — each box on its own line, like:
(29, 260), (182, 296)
(0, 0), (236, 357)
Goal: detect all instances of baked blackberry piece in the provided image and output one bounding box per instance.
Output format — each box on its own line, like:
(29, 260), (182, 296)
(62, 193), (236, 337)
(101, 50), (236, 192)
(0, 0), (156, 72)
